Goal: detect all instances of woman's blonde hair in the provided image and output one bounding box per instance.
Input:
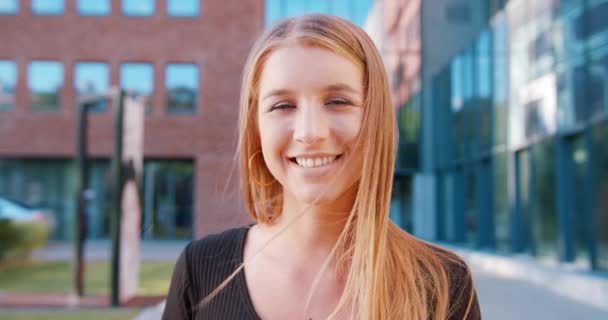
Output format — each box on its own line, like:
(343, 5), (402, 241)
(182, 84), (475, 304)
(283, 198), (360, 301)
(229, 13), (475, 319)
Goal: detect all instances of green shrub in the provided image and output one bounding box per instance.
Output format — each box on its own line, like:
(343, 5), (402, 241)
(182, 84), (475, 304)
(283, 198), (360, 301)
(0, 219), (49, 262)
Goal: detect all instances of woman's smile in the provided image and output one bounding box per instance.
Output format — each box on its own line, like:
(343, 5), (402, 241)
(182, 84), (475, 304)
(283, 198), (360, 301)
(287, 153), (344, 178)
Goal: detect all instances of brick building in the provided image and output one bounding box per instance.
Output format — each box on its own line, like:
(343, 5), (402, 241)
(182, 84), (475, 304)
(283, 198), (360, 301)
(0, 0), (264, 240)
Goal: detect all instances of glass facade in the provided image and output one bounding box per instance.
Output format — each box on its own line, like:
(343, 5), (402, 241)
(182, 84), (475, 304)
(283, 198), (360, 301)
(0, 158), (194, 240)
(395, 0), (608, 271)
(165, 63), (198, 113)
(142, 160), (194, 239)
(28, 60), (63, 111)
(264, 0), (372, 27)
(593, 123), (608, 270)
(0, 60), (16, 111)
(0, 159), (75, 240)
(167, 0), (199, 17)
(31, 0), (64, 15)
(77, 0), (110, 16)
(74, 62), (109, 112)
(120, 62), (153, 110)
(122, 0), (154, 16)
(395, 94), (421, 170)
(0, 0), (18, 14)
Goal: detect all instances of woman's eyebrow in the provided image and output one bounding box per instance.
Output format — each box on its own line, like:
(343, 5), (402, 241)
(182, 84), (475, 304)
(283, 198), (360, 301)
(261, 84), (361, 102)
(261, 89), (291, 102)
(324, 84), (361, 95)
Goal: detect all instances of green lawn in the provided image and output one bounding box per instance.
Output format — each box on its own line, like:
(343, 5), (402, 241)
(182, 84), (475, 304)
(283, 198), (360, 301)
(0, 260), (175, 295)
(0, 309), (139, 320)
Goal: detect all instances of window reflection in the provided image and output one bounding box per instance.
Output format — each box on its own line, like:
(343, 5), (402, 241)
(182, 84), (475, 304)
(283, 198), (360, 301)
(493, 153), (510, 253)
(32, 0), (64, 14)
(142, 161), (194, 240)
(532, 141), (558, 259)
(593, 123), (608, 271)
(77, 0), (110, 16)
(166, 63), (198, 113)
(0, 0), (18, 14)
(588, 55), (608, 118)
(167, 0), (199, 16)
(122, 0), (154, 16)
(28, 61), (63, 111)
(75, 62), (109, 112)
(264, 0), (372, 26)
(120, 62), (153, 110)
(0, 60), (16, 111)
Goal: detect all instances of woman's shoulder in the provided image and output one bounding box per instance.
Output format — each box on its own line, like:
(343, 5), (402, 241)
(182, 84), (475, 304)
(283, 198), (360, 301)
(422, 242), (481, 319)
(183, 225), (250, 263)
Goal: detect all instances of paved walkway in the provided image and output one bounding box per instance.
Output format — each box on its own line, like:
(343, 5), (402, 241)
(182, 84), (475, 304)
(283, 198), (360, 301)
(473, 267), (607, 319)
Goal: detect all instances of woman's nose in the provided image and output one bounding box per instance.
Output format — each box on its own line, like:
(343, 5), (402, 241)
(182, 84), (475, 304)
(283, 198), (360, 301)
(293, 103), (329, 145)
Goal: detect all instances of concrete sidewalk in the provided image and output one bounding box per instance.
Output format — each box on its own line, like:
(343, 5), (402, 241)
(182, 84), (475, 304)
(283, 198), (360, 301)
(449, 246), (608, 314)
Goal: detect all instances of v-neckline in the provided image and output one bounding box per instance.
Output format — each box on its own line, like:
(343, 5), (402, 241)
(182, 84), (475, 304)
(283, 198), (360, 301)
(235, 225), (263, 320)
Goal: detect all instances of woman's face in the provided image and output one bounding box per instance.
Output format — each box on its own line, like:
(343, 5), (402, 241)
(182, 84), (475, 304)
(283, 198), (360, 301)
(256, 44), (364, 206)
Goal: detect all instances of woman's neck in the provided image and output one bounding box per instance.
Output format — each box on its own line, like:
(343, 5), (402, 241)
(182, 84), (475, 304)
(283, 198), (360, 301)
(256, 189), (355, 264)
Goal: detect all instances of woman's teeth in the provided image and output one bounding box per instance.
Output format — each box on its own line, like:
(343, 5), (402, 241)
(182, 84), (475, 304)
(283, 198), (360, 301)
(295, 156), (337, 168)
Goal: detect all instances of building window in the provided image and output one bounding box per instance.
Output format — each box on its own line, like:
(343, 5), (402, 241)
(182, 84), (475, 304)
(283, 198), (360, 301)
(166, 63), (198, 113)
(167, 0), (199, 16)
(0, 0), (18, 14)
(120, 62), (153, 109)
(593, 122), (608, 271)
(77, 0), (110, 16)
(264, 0), (372, 27)
(0, 60), (16, 111)
(122, 0), (154, 16)
(75, 62), (109, 112)
(142, 160), (194, 240)
(31, 0), (64, 15)
(28, 61), (63, 111)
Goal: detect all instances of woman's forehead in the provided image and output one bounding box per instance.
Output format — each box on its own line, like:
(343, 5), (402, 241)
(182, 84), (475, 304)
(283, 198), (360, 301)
(258, 45), (364, 97)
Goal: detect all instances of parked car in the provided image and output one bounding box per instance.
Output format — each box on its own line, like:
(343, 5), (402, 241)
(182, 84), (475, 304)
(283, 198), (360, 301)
(0, 197), (55, 230)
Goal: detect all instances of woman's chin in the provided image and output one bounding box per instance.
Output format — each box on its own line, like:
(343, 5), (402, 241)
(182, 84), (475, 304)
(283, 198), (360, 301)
(294, 189), (335, 205)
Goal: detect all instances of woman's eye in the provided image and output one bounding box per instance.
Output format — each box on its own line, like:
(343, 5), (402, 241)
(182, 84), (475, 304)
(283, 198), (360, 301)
(326, 97), (350, 106)
(268, 102), (295, 112)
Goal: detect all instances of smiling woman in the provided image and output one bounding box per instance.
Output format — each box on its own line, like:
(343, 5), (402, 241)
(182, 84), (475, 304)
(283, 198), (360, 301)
(163, 13), (480, 320)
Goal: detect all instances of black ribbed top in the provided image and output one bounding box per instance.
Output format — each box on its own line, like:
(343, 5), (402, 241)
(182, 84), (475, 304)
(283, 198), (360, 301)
(161, 226), (481, 320)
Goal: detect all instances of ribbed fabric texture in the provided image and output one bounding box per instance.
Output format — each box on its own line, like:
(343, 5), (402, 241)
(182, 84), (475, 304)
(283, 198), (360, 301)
(161, 226), (481, 320)
(162, 226), (260, 320)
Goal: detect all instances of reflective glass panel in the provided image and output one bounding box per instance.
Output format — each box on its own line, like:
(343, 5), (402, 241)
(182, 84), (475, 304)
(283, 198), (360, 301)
(77, 0), (110, 15)
(166, 63), (198, 113)
(120, 62), (154, 109)
(122, 0), (154, 16)
(0, 0), (18, 14)
(28, 61), (63, 111)
(592, 122), (608, 270)
(167, 0), (199, 16)
(0, 60), (16, 111)
(75, 62), (109, 112)
(32, 0), (64, 14)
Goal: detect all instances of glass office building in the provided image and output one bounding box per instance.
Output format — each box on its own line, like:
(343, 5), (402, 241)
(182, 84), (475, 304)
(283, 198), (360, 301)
(397, 0), (608, 271)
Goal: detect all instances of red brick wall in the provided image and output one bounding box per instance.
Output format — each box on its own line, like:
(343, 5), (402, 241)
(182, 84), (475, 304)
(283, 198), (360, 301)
(0, 0), (264, 237)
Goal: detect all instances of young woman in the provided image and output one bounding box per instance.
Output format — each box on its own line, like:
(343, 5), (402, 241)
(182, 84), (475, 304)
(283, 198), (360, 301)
(163, 14), (480, 320)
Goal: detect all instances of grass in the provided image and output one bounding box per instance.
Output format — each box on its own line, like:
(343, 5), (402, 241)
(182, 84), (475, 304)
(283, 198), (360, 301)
(0, 259), (175, 295)
(0, 309), (139, 320)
